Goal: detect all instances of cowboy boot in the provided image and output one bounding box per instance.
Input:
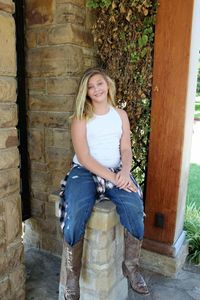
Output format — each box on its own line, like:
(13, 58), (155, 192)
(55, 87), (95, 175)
(60, 238), (84, 300)
(122, 230), (149, 295)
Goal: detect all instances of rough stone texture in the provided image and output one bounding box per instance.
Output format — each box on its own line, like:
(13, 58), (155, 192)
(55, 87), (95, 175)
(24, 0), (96, 256)
(0, 2), (25, 299)
(0, 14), (16, 76)
(58, 200), (128, 300)
(0, 77), (16, 102)
(25, 0), (54, 26)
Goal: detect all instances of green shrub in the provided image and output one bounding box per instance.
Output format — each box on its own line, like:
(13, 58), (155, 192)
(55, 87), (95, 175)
(184, 202), (200, 265)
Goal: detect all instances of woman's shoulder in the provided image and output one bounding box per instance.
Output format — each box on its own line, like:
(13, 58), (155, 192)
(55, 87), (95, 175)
(71, 116), (87, 129)
(115, 107), (128, 120)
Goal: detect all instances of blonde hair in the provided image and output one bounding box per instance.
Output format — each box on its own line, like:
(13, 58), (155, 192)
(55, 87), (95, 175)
(72, 68), (116, 120)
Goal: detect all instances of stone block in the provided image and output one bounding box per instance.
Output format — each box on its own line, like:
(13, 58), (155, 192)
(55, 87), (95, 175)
(45, 128), (72, 149)
(31, 161), (48, 172)
(87, 201), (119, 231)
(0, 14), (16, 76)
(37, 29), (48, 46)
(0, 168), (20, 199)
(83, 239), (116, 266)
(0, 0), (15, 14)
(44, 201), (55, 218)
(25, 29), (37, 48)
(80, 267), (117, 292)
(0, 104), (17, 128)
(30, 199), (45, 218)
(0, 277), (10, 300)
(28, 94), (74, 111)
(5, 192), (22, 243)
(56, 0), (85, 7)
(9, 265), (26, 294)
(37, 218), (57, 235)
(85, 7), (96, 30)
(0, 252), (8, 276)
(46, 147), (72, 171)
(11, 287), (26, 300)
(84, 227), (115, 250)
(28, 111), (71, 129)
(55, 3), (85, 25)
(31, 189), (48, 202)
(26, 46), (84, 77)
(28, 77), (46, 93)
(48, 24), (93, 47)
(25, 0), (54, 26)
(0, 77), (16, 102)
(47, 77), (79, 95)
(0, 128), (18, 149)
(7, 242), (24, 271)
(31, 170), (51, 192)
(140, 242), (189, 278)
(28, 128), (44, 161)
(0, 148), (19, 170)
(0, 218), (6, 247)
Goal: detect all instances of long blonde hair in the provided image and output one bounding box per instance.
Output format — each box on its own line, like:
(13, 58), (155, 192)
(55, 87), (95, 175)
(72, 68), (116, 120)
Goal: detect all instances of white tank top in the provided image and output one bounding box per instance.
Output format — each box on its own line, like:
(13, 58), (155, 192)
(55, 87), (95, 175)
(73, 106), (122, 168)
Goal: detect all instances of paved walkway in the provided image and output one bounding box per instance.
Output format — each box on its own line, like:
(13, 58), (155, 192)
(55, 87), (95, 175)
(25, 247), (200, 300)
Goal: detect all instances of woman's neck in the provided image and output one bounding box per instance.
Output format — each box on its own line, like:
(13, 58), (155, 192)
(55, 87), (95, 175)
(92, 103), (110, 115)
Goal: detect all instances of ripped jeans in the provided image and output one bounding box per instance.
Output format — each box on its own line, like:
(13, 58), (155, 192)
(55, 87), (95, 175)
(61, 165), (144, 246)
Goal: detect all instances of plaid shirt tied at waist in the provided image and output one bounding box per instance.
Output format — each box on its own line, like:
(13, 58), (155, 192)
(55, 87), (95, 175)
(58, 163), (143, 231)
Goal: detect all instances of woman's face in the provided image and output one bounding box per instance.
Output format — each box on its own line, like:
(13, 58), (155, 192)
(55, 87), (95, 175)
(87, 74), (108, 104)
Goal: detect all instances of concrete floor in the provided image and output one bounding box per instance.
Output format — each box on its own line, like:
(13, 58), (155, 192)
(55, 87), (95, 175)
(25, 247), (200, 300)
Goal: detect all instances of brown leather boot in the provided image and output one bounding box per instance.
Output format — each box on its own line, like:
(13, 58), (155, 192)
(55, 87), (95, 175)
(122, 230), (149, 295)
(61, 238), (84, 300)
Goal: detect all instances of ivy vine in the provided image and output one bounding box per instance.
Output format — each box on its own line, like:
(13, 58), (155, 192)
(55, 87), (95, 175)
(87, 0), (158, 188)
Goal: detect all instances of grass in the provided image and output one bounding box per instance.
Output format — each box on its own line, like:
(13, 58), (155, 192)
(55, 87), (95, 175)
(186, 163), (200, 209)
(184, 163), (200, 265)
(195, 99), (200, 119)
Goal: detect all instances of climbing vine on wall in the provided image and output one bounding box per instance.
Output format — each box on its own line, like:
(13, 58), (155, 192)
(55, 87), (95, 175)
(87, 0), (158, 188)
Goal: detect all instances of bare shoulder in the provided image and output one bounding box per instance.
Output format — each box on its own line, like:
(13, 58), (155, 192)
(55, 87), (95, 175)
(71, 117), (87, 135)
(115, 107), (129, 120)
(71, 117), (86, 127)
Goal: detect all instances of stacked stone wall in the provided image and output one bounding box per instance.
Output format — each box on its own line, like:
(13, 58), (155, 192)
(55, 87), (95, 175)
(23, 0), (96, 254)
(0, 1), (25, 299)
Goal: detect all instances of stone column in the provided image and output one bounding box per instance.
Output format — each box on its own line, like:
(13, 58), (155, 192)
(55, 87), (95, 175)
(0, 1), (25, 299)
(23, 0), (96, 254)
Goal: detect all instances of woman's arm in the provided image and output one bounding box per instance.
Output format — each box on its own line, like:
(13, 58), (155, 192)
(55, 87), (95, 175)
(71, 117), (116, 184)
(115, 109), (137, 192)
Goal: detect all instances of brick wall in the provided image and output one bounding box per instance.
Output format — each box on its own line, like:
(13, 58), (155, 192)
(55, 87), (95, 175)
(23, 0), (96, 254)
(0, 1), (25, 299)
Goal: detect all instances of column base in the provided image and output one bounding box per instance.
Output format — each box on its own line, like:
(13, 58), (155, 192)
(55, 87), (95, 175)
(141, 232), (188, 278)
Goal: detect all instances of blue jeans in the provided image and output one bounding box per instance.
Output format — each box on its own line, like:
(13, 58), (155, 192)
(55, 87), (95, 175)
(63, 165), (144, 246)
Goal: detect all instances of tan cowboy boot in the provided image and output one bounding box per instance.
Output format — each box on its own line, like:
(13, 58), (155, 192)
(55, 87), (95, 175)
(60, 238), (84, 300)
(122, 230), (149, 295)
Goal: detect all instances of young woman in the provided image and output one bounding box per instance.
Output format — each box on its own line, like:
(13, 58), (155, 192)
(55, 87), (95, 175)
(59, 68), (149, 299)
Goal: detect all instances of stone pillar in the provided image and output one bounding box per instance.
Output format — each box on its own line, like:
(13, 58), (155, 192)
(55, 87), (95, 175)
(23, 0), (96, 254)
(0, 1), (25, 299)
(57, 200), (128, 300)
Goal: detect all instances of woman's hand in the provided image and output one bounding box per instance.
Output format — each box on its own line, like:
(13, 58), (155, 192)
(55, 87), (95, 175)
(115, 170), (137, 193)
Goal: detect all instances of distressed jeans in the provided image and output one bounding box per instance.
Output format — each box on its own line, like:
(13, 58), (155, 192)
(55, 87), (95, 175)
(63, 165), (144, 246)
